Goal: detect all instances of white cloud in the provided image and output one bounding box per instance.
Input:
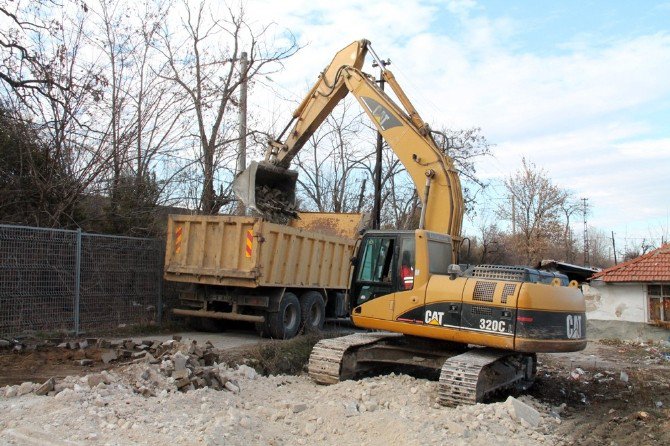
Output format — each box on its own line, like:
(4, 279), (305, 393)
(244, 0), (670, 238)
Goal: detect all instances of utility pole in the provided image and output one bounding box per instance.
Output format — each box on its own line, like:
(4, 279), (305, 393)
(236, 51), (248, 215)
(512, 195), (516, 235)
(582, 198), (590, 266)
(611, 231), (618, 265)
(371, 57), (391, 229)
(356, 179), (367, 213)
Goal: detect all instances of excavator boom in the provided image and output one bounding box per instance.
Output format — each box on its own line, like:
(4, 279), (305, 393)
(234, 39), (463, 258)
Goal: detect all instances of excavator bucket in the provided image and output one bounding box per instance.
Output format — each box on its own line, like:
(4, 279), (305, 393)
(233, 161), (299, 216)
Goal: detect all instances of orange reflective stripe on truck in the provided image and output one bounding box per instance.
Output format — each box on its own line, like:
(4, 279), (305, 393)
(175, 225), (183, 254)
(245, 229), (253, 258)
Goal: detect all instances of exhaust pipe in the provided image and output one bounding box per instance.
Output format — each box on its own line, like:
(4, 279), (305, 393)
(233, 161), (299, 216)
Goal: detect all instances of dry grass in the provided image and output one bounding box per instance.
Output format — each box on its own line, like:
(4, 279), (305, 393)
(217, 332), (341, 376)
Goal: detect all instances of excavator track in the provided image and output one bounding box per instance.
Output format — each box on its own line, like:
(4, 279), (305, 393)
(438, 349), (536, 407)
(437, 348), (510, 407)
(309, 334), (536, 407)
(308, 332), (400, 384)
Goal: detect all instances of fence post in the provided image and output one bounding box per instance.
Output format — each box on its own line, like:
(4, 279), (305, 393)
(74, 228), (82, 334)
(157, 246), (164, 327)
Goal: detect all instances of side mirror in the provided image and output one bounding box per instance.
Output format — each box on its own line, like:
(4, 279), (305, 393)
(447, 264), (462, 281)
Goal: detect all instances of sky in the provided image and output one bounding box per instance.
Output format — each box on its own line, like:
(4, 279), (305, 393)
(244, 0), (670, 254)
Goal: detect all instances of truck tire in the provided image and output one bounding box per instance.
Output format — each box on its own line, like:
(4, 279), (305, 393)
(300, 291), (326, 333)
(267, 292), (301, 339)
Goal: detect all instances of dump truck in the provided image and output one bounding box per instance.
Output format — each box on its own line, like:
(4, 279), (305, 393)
(164, 212), (366, 338)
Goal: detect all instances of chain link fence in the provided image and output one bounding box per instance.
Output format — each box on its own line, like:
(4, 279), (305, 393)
(0, 224), (165, 338)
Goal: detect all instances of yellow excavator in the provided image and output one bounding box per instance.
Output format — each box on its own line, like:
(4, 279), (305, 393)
(234, 39), (586, 406)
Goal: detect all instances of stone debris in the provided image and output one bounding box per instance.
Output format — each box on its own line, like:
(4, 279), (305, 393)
(0, 338), (247, 399)
(35, 378), (55, 396)
(0, 368), (566, 446)
(505, 396), (542, 428)
(0, 336), (586, 445)
(254, 186), (298, 221)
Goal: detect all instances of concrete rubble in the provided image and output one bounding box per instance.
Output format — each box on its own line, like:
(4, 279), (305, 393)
(0, 337), (250, 399)
(0, 371), (565, 445)
(0, 336), (568, 445)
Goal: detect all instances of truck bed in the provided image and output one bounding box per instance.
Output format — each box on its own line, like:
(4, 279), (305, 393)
(164, 213), (363, 289)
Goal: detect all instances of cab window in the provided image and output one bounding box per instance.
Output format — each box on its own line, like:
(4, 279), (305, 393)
(428, 240), (451, 275)
(357, 237), (395, 283)
(398, 237), (415, 290)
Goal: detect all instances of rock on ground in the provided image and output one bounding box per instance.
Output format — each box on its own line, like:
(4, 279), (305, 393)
(0, 367), (565, 446)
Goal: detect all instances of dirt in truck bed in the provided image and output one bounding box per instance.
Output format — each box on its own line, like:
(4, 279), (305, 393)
(0, 332), (669, 445)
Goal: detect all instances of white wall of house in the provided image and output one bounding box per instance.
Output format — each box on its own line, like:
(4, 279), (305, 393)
(583, 281), (647, 323)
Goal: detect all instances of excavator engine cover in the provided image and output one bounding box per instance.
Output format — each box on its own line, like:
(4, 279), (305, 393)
(233, 161), (299, 215)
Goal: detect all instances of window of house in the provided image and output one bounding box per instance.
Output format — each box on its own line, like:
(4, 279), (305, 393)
(647, 284), (670, 322)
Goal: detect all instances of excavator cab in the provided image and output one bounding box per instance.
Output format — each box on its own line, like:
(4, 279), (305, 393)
(349, 231), (417, 307)
(233, 161), (299, 216)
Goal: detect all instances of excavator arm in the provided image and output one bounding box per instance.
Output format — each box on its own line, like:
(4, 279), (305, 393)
(234, 39), (464, 251)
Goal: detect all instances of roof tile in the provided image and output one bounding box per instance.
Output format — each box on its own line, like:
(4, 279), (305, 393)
(591, 244), (670, 283)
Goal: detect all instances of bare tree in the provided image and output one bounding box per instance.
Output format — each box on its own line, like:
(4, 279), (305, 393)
(559, 198), (581, 263)
(380, 126), (492, 229)
(433, 127), (492, 215)
(0, 3), (116, 228)
(295, 101), (373, 213)
(498, 158), (570, 265)
(0, 0), (72, 101)
(156, 0), (298, 214)
(89, 0), (191, 234)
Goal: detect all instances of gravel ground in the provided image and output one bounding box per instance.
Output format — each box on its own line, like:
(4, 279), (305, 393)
(0, 362), (564, 446)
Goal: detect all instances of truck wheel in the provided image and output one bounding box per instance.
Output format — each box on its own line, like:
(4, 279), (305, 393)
(300, 291), (326, 333)
(268, 292), (301, 339)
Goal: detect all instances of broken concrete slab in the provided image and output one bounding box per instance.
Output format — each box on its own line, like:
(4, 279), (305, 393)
(101, 350), (118, 364)
(17, 382), (35, 396)
(505, 396), (541, 428)
(35, 378), (55, 396)
(172, 352), (188, 372)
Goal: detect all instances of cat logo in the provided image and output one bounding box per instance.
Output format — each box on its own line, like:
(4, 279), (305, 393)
(566, 315), (583, 339)
(360, 97), (402, 131)
(424, 310), (444, 326)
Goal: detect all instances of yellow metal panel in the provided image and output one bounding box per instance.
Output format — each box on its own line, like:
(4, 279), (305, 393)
(517, 282), (585, 312)
(291, 212), (368, 239)
(165, 214), (356, 289)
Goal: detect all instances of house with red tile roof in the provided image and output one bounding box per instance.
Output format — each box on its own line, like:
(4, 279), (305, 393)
(584, 244), (670, 326)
